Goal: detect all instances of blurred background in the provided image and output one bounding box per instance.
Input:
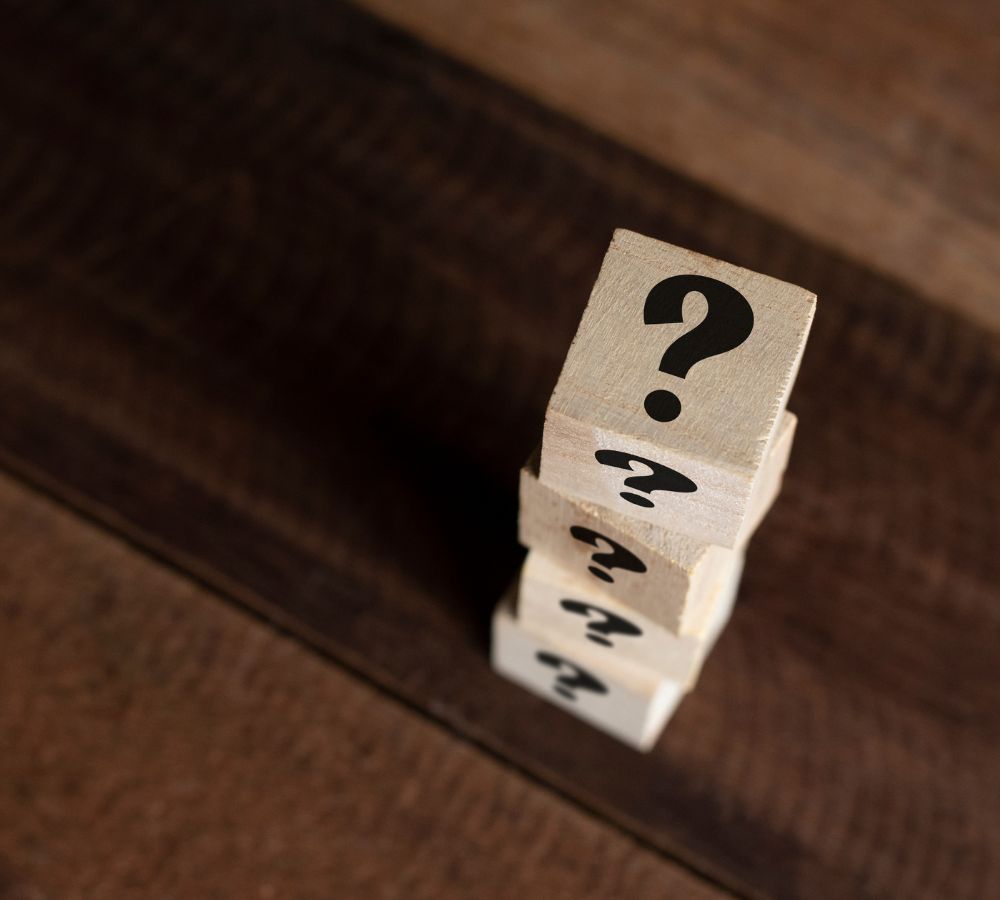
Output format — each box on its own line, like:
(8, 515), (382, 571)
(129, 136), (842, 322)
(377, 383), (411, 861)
(0, 1), (997, 898)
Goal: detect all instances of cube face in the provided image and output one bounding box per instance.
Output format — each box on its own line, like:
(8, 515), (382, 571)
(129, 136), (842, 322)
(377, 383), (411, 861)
(541, 230), (814, 545)
(516, 550), (742, 685)
(492, 596), (684, 751)
(520, 451), (724, 632)
(521, 412), (795, 631)
(494, 232), (814, 749)
(542, 411), (749, 545)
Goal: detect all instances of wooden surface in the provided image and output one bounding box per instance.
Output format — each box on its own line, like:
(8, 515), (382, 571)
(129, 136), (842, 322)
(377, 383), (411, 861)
(539, 231), (815, 546)
(355, 0), (1000, 332)
(493, 588), (685, 750)
(1, 1), (999, 898)
(519, 449), (735, 634)
(0, 473), (722, 900)
(515, 548), (735, 684)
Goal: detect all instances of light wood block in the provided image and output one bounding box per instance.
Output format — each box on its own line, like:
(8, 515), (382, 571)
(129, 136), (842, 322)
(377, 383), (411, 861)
(540, 229), (815, 546)
(521, 411), (795, 632)
(516, 549), (743, 686)
(492, 590), (684, 751)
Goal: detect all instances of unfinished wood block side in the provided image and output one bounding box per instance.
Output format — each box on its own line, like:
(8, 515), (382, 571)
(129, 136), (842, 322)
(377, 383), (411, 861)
(492, 593), (684, 751)
(516, 550), (743, 686)
(541, 230), (814, 545)
(521, 412), (795, 631)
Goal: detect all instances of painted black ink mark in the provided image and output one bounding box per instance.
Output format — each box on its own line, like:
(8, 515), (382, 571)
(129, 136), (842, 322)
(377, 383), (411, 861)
(535, 652), (609, 701)
(569, 525), (646, 583)
(594, 449), (697, 507)
(559, 599), (643, 647)
(643, 274), (754, 422)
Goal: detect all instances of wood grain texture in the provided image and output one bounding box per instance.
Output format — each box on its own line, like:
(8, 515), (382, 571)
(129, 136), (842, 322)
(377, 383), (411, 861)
(0, 473), (725, 900)
(494, 588), (686, 750)
(351, 0), (1000, 331)
(519, 450), (733, 634)
(519, 413), (792, 633)
(539, 232), (814, 546)
(515, 548), (739, 687)
(0, 1), (998, 898)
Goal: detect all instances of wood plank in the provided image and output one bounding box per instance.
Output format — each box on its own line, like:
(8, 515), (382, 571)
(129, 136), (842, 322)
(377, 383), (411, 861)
(351, 0), (1000, 331)
(0, 472), (724, 899)
(0, 2), (998, 898)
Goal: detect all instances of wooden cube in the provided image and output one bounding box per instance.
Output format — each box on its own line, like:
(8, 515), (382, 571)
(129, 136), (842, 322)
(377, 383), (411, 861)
(521, 411), (795, 632)
(492, 591), (684, 751)
(516, 549), (742, 686)
(541, 229), (815, 546)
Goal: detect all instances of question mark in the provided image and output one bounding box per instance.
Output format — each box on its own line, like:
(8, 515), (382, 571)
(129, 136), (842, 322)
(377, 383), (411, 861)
(642, 274), (755, 422)
(535, 651), (609, 701)
(569, 525), (647, 583)
(559, 600), (643, 647)
(594, 449), (697, 508)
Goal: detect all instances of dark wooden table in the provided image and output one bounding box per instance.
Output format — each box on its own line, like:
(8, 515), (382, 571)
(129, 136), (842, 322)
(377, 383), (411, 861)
(1, 2), (998, 898)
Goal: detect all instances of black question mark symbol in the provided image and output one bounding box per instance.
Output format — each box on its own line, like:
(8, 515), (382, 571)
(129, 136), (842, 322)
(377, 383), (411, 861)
(535, 652), (609, 702)
(594, 449), (697, 508)
(569, 525), (647, 584)
(559, 600), (643, 648)
(643, 274), (755, 423)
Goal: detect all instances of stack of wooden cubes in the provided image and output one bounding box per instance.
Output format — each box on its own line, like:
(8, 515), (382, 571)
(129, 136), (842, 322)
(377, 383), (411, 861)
(492, 230), (816, 750)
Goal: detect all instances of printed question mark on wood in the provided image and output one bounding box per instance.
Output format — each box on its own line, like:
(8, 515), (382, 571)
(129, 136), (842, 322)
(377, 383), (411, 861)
(559, 599), (643, 647)
(594, 449), (697, 508)
(643, 274), (755, 422)
(569, 525), (647, 583)
(535, 652), (609, 702)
